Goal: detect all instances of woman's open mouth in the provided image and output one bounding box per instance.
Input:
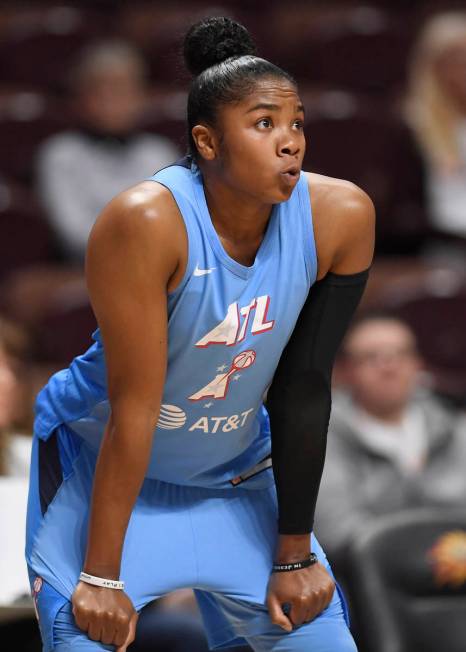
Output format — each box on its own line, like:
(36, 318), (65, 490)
(280, 167), (300, 184)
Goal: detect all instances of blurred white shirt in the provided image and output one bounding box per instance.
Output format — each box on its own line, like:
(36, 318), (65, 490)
(5, 433), (32, 477)
(351, 405), (428, 475)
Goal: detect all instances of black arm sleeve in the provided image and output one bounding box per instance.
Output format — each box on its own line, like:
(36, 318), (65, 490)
(265, 268), (370, 534)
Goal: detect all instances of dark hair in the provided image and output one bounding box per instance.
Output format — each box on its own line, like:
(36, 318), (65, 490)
(183, 17), (296, 158)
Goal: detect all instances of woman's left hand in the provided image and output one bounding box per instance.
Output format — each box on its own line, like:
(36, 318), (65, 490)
(266, 562), (335, 631)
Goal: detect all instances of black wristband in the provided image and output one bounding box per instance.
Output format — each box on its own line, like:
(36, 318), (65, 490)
(272, 553), (318, 573)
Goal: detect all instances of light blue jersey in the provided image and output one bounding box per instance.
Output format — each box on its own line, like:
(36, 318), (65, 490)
(34, 158), (317, 488)
(25, 160), (357, 652)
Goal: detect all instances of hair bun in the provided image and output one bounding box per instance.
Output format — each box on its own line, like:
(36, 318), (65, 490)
(183, 16), (256, 77)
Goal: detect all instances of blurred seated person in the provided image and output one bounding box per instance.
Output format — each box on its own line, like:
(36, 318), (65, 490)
(405, 12), (466, 247)
(0, 316), (33, 478)
(314, 313), (466, 569)
(0, 316), (37, 624)
(36, 40), (179, 263)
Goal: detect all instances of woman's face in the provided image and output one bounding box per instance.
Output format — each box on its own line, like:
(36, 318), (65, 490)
(435, 37), (466, 112)
(209, 77), (306, 204)
(0, 348), (20, 430)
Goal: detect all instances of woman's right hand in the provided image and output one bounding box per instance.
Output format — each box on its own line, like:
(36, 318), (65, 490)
(71, 581), (138, 651)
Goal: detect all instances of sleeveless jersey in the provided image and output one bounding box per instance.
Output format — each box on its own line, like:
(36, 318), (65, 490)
(34, 159), (317, 488)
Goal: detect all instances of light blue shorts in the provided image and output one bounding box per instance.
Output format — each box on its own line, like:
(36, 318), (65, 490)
(27, 427), (356, 651)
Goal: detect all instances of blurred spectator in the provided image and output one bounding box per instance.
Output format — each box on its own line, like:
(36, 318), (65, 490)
(0, 315), (35, 648)
(314, 313), (466, 567)
(36, 39), (179, 263)
(405, 12), (466, 244)
(0, 316), (33, 477)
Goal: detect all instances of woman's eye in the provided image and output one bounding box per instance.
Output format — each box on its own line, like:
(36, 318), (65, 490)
(257, 118), (272, 128)
(293, 120), (304, 130)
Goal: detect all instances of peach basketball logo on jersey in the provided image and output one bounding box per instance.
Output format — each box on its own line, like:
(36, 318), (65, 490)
(189, 350), (256, 401)
(233, 350), (256, 368)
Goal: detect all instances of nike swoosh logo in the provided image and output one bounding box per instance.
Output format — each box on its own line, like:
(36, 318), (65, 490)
(193, 264), (216, 277)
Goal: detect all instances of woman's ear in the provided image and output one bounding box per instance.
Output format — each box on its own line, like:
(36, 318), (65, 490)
(191, 125), (218, 161)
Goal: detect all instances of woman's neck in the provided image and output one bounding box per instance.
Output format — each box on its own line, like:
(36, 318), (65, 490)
(202, 172), (273, 244)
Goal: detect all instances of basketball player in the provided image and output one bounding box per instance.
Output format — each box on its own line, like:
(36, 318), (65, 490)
(26, 17), (374, 652)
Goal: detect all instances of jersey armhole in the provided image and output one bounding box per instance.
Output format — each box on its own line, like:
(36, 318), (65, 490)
(298, 173), (318, 287)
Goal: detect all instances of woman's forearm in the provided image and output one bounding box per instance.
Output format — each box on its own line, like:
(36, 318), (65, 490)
(267, 269), (370, 537)
(83, 408), (156, 579)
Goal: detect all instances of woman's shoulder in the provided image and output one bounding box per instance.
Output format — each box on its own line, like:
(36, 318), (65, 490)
(304, 171), (374, 219)
(86, 179), (187, 292)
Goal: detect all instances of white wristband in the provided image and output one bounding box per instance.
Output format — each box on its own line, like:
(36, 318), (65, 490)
(79, 571), (125, 590)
